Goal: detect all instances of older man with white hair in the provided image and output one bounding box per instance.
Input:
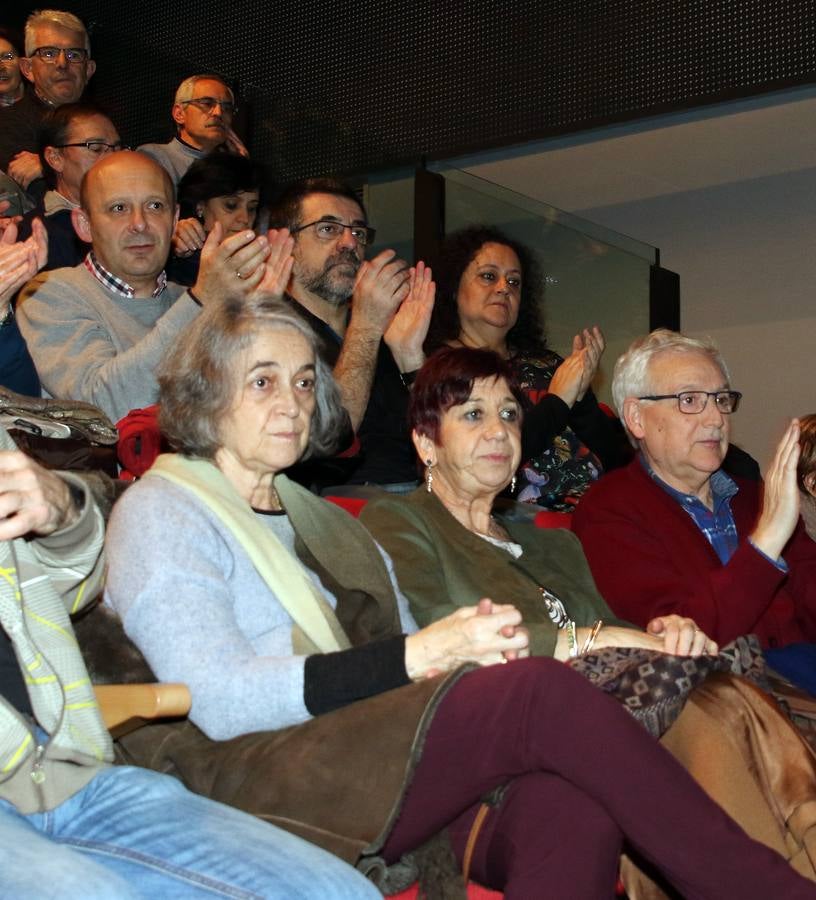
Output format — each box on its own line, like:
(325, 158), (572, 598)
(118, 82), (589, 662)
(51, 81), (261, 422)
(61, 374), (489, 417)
(139, 74), (247, 185)
(573, 328), (816, 649)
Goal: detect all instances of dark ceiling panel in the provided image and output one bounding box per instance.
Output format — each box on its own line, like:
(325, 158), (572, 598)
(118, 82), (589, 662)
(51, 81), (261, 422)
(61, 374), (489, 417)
(13, 1), (816, 180)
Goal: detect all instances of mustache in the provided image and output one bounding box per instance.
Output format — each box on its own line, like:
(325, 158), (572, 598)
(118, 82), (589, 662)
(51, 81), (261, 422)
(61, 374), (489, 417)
(325, 249), (360, 272)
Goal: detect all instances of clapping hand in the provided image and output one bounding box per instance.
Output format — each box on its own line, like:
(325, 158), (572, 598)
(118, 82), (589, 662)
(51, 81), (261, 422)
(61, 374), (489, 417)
(384, 260), (435, 373)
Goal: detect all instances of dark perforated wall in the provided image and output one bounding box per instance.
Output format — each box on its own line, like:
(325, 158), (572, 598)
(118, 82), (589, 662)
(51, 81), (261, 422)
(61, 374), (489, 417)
(12, 1), (816, 181)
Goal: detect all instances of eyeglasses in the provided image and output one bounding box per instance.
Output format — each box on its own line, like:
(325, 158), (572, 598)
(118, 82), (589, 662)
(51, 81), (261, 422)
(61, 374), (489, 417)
(291, 219), (376, 246)
(637, 390), (742, 414)
(0, 51), (18, 63)
(180, 97), (237, 116)
(54, 140), (125, 155)
(30, 46), (88, 64)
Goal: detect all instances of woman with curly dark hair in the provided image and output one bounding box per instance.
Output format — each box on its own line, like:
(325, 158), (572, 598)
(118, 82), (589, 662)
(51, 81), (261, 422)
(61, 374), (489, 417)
(423, 225), (631, 511)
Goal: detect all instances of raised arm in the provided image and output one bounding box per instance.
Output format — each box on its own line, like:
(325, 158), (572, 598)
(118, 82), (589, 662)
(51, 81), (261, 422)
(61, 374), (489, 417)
(334, 249), (410, 430)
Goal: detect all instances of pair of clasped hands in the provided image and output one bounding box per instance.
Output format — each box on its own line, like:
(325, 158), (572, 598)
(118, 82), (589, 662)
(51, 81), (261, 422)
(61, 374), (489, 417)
(405, 597), (718, 680)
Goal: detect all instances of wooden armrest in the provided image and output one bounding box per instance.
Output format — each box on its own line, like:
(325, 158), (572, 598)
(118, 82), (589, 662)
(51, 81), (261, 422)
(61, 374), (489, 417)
(94, 683), (191, 738)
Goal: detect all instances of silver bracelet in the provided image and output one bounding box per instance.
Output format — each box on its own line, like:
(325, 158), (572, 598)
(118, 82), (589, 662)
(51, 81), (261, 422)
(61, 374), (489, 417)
(581, 619), (604, 656)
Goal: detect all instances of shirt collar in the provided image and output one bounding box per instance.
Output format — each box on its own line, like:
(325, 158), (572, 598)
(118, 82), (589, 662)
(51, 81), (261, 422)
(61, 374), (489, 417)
(84, 252), (167, 299)
(639, 452), (738, 513)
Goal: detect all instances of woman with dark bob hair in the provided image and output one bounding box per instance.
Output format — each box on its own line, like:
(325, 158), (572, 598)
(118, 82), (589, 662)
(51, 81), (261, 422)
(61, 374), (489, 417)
(103, 298), (812, 899)
(167, 153), (263, 285)
(424, 225), (631, 511)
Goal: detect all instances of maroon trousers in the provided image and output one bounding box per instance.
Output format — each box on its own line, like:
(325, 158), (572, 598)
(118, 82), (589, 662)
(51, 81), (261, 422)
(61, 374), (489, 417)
(382, 658), (814, 899)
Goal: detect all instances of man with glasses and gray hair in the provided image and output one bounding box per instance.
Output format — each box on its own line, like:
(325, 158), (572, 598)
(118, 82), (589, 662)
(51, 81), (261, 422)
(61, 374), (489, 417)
(139, 75), (248, 185)
(572, 328), (816, 650)
(1, 10), (96, 195)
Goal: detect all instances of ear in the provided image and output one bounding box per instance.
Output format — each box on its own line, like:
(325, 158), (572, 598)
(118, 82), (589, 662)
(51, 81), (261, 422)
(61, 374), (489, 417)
(173, 204), (180, 230)
(43, 146), (64, 175)
(19, 56), (34, 84)
(171, 103), (186, 128)
(71, 207), (92, 243)
(85, 59), (96, 80)
(622, 397), (646, 441)
(805, 471), (816, 498)
(411, 429), (437, 466)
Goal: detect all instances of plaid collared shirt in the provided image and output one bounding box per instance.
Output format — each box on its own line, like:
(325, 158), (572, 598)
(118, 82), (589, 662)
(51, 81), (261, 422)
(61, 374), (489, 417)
(641, 455), (786, 570)
(83, 252), (167, 299)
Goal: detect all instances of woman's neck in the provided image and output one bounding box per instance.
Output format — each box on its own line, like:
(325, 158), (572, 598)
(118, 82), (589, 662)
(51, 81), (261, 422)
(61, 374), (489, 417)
(214, 450), (282, 511)
(431, 473), (496, 537)
(453, 323), (509, 358)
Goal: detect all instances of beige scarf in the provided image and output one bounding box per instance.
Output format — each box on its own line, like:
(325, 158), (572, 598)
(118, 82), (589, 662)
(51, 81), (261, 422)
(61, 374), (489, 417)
(149, 454), (350, 654)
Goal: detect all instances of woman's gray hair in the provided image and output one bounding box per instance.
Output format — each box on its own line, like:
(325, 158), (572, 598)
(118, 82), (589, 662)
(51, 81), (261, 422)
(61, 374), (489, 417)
(158, 296), (346, 460)
(612, 329), (731, 444)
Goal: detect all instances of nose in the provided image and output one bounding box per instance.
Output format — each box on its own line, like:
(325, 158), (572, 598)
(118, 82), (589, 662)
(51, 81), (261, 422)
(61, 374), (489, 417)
(274, 383), (301, 418)
(53, 49), (69, 68)
(128, 206), (147, 232)
(701, 394), (725, 427)
(334, 225), (358, 251)
(486, 413), (509, 441)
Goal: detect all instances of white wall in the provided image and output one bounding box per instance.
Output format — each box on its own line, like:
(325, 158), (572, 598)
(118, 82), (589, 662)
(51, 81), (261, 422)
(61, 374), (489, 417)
(447, 87), (816, 467)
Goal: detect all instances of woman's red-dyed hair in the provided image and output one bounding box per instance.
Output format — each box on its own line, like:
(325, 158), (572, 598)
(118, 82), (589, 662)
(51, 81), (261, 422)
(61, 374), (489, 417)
(409, 346), (525, 444)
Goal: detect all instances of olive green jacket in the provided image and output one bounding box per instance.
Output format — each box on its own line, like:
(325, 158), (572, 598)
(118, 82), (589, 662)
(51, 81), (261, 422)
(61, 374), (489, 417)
(361, 488), (629, 657)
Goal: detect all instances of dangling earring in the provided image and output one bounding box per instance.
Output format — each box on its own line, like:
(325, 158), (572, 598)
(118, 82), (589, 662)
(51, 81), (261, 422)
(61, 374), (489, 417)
(425, 459), (434, 493)
(196, 205), (205, 222)
(510, 475), (517, 494)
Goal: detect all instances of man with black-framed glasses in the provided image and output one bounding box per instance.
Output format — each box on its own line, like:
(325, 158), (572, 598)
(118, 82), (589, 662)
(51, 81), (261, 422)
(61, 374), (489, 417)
(269, 177), (433, 492)
(1, 11), (96, 199)
(139, 75), (248, 186)
(573, 328), (816, 652)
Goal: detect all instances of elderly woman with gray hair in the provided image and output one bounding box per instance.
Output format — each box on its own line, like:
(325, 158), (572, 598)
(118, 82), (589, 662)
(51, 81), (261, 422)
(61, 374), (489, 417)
(103, 302), (812, 899)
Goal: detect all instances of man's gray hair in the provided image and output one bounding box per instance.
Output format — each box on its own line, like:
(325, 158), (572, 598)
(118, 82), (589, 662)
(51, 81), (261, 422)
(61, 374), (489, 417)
(158, 297), (347, 461)
(612, 329), (731, 443)
(25, 10), (91, 55)
(174, 74), (234, 105)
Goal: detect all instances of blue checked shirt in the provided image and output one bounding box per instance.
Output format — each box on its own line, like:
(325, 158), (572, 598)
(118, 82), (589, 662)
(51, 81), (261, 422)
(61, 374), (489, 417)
(640, 455), (786, 571)
(83, 252), (168, 299)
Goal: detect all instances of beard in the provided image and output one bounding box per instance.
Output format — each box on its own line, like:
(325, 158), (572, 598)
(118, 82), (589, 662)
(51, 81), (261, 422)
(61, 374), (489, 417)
(300, 248), (361, 305)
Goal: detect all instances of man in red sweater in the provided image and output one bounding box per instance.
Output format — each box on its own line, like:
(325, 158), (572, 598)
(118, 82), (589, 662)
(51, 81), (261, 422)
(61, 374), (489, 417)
(572, 329), (816, 649)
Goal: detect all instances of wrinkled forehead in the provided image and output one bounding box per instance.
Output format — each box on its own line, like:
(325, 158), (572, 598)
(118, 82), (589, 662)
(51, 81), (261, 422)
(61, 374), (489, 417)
(646, 349), (728, 393)
(86, 156), (174, 207)
(30, 23), (88, 51)
(298, 192), (366, 225)
(190, 78), (233, 101)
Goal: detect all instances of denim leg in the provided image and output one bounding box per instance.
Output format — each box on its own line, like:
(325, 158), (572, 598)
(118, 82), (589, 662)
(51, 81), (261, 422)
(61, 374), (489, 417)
(3, 766), (379, 900)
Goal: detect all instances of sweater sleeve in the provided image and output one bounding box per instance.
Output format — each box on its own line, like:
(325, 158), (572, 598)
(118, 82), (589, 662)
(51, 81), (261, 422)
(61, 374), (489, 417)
(572, 470), (789, 644)
(16, 270), (200, 421)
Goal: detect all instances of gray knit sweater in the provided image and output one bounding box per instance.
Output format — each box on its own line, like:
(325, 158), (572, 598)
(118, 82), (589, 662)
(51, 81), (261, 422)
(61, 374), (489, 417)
(138, 138), (208, 185)
(104, 476), (417, 741)
(17, 264), (200, 421)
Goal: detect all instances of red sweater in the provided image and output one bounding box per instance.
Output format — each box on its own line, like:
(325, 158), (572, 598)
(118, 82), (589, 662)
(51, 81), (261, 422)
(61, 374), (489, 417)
(572, 459), (816, 648)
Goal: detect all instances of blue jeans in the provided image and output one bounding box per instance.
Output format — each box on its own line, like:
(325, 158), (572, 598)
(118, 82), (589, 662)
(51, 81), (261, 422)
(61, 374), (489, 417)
(0, 765), (379, 899)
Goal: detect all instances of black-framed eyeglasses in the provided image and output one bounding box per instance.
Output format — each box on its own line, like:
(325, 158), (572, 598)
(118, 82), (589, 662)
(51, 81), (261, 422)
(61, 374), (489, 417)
(54, 140), (126, 155)
(291, 219), (376, 246)
(31, 46), (88, 64)
(637, 390), (742, 414)
(180, 97), (237, 116)
(0, 51), (18, 63)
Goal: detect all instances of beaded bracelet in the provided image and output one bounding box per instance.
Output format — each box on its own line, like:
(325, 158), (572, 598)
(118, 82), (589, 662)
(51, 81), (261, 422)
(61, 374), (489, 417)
(566, 619), (578, 658)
